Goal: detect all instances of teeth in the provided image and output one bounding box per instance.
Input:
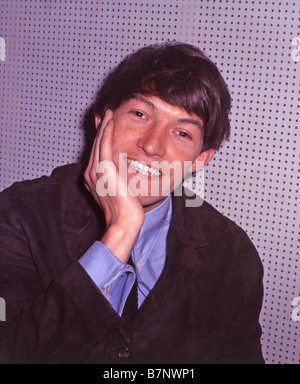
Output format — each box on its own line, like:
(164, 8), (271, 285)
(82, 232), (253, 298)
(127, 159), (161, 177)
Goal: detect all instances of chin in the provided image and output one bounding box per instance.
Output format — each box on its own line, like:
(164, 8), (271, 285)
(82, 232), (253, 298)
(138, 195), (169, 212)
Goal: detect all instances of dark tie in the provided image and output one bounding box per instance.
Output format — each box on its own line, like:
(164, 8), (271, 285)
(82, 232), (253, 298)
(122, 257), (138, 321)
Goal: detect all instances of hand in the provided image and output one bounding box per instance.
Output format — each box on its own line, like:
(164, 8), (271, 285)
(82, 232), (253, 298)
(84, 110), (145, 263)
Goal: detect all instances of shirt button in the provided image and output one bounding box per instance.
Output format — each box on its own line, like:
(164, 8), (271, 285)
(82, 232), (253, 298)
(138, 260), (143, 268)
(118, 346), (130, 359)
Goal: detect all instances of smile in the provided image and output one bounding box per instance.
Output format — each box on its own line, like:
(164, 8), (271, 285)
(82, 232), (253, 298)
(127, 158), (161, 177)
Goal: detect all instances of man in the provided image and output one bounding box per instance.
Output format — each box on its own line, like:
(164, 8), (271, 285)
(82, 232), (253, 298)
(0, 42), (264, 364)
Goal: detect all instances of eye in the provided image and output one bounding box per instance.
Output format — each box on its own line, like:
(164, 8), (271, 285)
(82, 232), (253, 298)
(177, 131), (191, 139)
(131, 110), (146, 119)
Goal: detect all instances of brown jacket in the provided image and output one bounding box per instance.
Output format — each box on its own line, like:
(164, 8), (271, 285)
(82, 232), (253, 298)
(0, 163), (264, 363)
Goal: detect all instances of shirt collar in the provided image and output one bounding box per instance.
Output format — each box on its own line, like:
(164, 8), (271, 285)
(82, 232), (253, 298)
(131, 195), (172, 270)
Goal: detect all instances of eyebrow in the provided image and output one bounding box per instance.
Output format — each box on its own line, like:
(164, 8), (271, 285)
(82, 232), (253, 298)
(176, 118), (203, 131)
(131, 95), (156, 110)
(131, 95), (203, 131)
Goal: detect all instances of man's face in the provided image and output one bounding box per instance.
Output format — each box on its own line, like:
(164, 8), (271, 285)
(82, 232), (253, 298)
(107, 95), (210, 211)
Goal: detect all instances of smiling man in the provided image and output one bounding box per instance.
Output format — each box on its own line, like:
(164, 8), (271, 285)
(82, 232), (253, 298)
(94, 95), (207, 205)
(0, 42), (264, 364)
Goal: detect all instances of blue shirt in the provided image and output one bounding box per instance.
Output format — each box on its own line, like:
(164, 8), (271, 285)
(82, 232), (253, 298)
(79, 195), (172, 315)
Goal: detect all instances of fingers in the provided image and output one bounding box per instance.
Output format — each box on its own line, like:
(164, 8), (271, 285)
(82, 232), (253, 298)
(93, 109), (114, 165)
(84, 110), (114, 193)
(99, 112), (114, 162)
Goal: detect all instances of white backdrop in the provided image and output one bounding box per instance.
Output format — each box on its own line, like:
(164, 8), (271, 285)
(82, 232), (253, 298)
(0, 0), (299, 364)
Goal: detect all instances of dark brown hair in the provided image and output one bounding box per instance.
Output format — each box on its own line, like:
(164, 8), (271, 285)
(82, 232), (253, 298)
(94, 42), (231, 151)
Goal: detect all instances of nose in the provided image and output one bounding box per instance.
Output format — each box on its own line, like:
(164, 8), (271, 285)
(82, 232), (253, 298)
(136, 123), (167, 158)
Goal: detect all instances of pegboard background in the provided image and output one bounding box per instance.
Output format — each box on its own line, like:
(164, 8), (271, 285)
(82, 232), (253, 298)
(0, 0), (299, 364)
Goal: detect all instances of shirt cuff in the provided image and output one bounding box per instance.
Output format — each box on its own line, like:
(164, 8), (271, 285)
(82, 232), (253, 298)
(78, 241), (135, 315)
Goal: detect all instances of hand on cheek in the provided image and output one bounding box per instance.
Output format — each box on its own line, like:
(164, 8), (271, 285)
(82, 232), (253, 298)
(84, 110), (145, 264)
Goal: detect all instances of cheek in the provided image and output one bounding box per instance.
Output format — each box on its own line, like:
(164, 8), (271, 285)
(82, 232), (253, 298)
(111, 123), (128, 150)
(169, 146), (200, 167)
(112, 119), (124, 139)
(111, 123), (139, 164)
(172, 151), (201, 179)
(112, 118), (136, 141)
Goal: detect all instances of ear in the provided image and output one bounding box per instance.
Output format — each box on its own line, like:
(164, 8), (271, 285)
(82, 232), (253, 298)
(95, 115), (101, 130)
(191, 149), (216, 172)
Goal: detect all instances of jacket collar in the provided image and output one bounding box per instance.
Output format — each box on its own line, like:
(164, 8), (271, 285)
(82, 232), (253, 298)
(57, 163), (106, 259)
(60, 165), (208, 242)
(170, 188), (209, 249)
(59, 164), (209, 260)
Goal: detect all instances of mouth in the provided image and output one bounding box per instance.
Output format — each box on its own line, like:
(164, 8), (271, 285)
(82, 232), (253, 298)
(127, 158), (162, 177)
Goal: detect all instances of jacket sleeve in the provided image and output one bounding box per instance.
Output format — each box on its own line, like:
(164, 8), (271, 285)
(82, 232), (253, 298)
(0, 207), (124, 363)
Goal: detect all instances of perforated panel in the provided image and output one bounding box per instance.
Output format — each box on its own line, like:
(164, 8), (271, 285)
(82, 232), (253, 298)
(0, 0), (299, 364)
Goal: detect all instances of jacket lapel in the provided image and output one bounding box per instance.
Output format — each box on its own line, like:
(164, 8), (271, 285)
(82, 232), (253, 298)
(59, 163), (106, 260)
(127, 191), (210, 333)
